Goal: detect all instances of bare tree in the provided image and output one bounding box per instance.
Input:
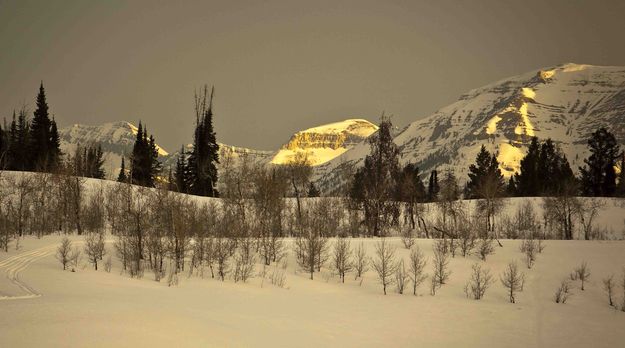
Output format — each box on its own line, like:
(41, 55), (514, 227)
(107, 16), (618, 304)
(395, 259), (409, 294)
(400, 226), (415, 249)
(84, 232), (106, 270)
(56, 237), (73, 270)
(332, 237), (353, 283)
(476, 238), (495, 261)
(576, 198), (604, 240)
(285, 151), (312, 225)
(372, 238), (397, 295)
(575, 262), (591, 290)
(500, 261), (525, 303)
(554, 280), (572, 304)
(353, 242), (369, 279)
(520, 239), (537, 269)
(464, 263), (493, 300)
(603, 274), (615, 307)
(408, 246), (428, 295)
(432, 241), (451, 291)
(7, 175), (34, 237)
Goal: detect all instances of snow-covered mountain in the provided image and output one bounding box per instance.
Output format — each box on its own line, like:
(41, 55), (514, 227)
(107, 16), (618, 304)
(315, 63), (625, 194)
(270, 119), (378, 166)
(58, 121), (273, 179)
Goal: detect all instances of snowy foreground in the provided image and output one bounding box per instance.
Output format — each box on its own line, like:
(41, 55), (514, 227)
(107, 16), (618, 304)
(1, 235), (625, 348)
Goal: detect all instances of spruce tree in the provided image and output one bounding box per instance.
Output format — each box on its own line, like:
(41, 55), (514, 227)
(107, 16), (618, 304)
(187, 86), (219, 197)
(427, 169), (439, 202)
(174, 146), (188, 193)
(579, 128), (620, 196)
(117, 157), (128, 183)
(307, 182), (320, 197)
(466, 145), (503, 199)
(29, 82), (58, 171)
(515, 137), (540, 196)
(48, 117), (61, 170)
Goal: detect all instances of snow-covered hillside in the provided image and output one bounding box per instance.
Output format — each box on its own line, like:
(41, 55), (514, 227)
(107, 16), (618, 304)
(271, 119), (378, 166)
(315, 63), (625, 193)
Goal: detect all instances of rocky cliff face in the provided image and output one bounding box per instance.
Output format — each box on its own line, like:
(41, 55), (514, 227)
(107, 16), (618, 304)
(314, 63), (625, 194)
(271, 119), (378, 166)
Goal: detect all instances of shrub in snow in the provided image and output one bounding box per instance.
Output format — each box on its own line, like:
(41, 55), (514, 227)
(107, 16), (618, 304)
(408, 246), (428, 295)
(464, 263), (494, 300)
(574, 262), (591, 291)
(554, 280), (572, 304)
(372, 238), (397, 295)
(500, 261), (525, 303)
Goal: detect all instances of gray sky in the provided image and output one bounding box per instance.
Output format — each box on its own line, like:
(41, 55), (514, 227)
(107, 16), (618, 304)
(1, 0), (625, 152)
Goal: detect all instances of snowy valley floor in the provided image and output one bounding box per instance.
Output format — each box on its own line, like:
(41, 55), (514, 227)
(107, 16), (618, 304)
(1, 236), (625, 348)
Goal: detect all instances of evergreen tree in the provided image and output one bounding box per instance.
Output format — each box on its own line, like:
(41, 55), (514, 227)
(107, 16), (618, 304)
(187, 86), (219, 197)
(426, 169), (439, 202)
(579, 128), (621, 196)
(0, 122), (5, 168)
(515, 137), (540, 196)
(8, 108), (30, 171)
(117, 157), (128, 183)
(29, 82), (59, 171)
(466, 145), (503, 199)
(307, 182), (320, 197)
(174, 146), (188, 193)
(48, 116), (61, 169)
(129, 122), (160, 187)
(348, 117), (400, 236)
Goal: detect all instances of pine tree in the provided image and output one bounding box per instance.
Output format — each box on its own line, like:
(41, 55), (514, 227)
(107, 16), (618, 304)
(466, 145), (503, 199)
(48, 117), (61, 170)
(307, 182), (320, 197)
(579, 128), (621, 197)
(515, 137), (540, 196)
(8, 108), (31, 171)
(117, 157), (128, 183)
(427, 169), (439, 202)
(174, 146), (188, 193)
(187, 85), (219, 197)
(29, 82), (59, 171)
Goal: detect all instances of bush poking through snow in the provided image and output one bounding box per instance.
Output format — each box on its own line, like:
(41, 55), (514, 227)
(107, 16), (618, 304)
(353, 242), (369, 280)
(84, 232), (106, 271)
(372, 238), (397, 295)
(520, 239), (537, 269)
(408, 246), (428, 295)
(602, 274), (615, 307)
(56, 237), (73, 270)
(500, 261), (525, 303)
(554, 280), (572, 304)
(477, 238), (495, 261)
(464, 263), (494, 300)
(432, 242), (451, 292)
(332, 237), (353, 283)
(575, 262), (591, 291)
(395, 259), (409, 294)
(401, 227), (415, 249)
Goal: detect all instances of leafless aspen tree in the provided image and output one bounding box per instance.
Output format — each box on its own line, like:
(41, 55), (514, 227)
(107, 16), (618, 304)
(332, 237), (353, 283)
(353, 242), (369, 279)
(7, 175), (34, 237)
(401, 226), (415, 249)
(395, 259), (409, 294)
(372, 238), (397, 295)
(56, 237), (73, 270)
(602, 274), (615, 307)
(500, 261), (525, 303)
(464, 263), (494, 300)
(621, 268), (625, 312)
(554, 280), (572, 303)
(520, 239), (537, 269)
(432, 242), (451, 290)
(476, 238), (495, 261)
(575, 261), (591, 290)
(213, 237), (233, 281)
(576, 198), (604, 240)
(408, 246), (428, 295)
(84, 232), (106, 270)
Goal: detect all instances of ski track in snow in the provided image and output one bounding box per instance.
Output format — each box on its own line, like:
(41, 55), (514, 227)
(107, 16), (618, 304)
(0, 244), (57, 300)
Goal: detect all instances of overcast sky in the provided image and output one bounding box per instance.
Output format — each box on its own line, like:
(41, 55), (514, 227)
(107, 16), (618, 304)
(1, 0), (624, 152)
